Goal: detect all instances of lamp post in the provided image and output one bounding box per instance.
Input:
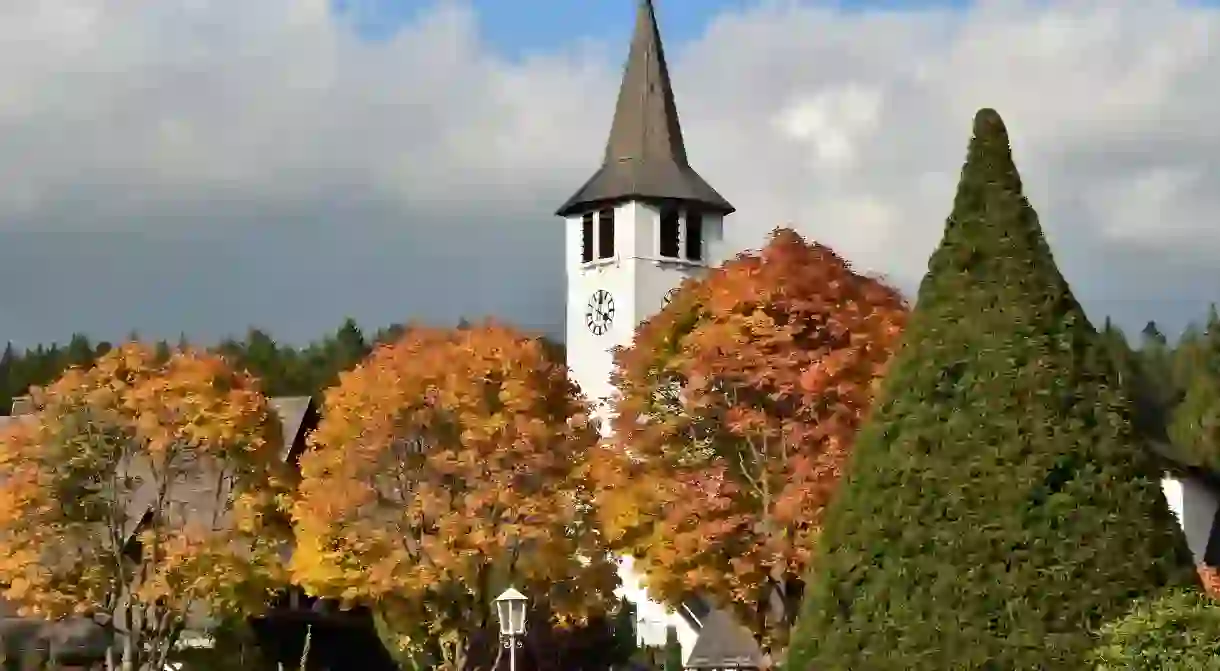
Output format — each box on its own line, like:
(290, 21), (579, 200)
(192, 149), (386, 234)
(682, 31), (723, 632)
(494, 587), (528, 671)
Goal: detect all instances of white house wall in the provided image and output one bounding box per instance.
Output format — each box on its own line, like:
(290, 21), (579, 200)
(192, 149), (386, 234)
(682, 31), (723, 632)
(614, 556), (700, 661)
(1161, 474), (1219, 562)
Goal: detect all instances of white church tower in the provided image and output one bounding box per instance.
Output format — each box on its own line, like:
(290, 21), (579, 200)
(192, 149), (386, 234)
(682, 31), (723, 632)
(556, 0), (734, 412)
(555, 0), (743, 664)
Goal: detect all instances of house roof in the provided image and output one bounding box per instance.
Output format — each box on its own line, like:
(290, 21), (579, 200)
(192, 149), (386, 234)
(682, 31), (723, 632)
(121, 395), (317, 541)
(684, 608), (764, 669)
(271, 395), (315, 462)
(555, 0), (733, 217)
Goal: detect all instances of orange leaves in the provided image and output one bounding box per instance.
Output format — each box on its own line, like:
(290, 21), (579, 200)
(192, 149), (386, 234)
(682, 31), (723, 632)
(0, 342), (288, 624)
(291, 322), (617, 647)
(600, 227), (908, 647)
(1200, 564), (1220, 599)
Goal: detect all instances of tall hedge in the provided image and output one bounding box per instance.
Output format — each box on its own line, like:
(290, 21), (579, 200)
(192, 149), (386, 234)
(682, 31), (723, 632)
(785, 108), (1198, 670)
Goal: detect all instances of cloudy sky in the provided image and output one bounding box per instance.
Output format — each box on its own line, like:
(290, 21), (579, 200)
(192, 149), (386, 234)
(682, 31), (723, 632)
(1, 0), (1218, 348)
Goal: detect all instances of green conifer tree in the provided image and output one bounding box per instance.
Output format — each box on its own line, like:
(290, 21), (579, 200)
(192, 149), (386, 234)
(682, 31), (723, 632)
(662, 626), (682, 671)
(785, 109), (1198, 670)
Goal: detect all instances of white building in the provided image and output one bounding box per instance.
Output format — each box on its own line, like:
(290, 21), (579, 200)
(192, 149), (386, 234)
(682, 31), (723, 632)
(555, 0), (757, 666)
(1159, 447), (1220, 568)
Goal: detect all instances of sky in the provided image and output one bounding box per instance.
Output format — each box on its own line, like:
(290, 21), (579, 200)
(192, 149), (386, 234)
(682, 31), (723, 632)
(1, 0), (1219, 348)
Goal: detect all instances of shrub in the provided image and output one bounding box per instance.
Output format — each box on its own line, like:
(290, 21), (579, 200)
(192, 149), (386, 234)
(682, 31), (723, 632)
(1091, 590), (1220, 670)
(785, 109), (1198, 670)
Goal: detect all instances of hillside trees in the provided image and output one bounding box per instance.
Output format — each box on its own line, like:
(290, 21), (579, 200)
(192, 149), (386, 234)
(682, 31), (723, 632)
(0, 343), (292, 670)
(592, 228), (907, 652)
(290, 323), (619, 671)
(1168, 308), (1220, 471)
(786, 109), (1198, 670)
(1, 319), (566, 414)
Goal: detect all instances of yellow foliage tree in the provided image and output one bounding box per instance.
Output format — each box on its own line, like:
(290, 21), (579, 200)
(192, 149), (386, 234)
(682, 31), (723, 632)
(0, 343), (292, 670)
(290, 323), (618, 671)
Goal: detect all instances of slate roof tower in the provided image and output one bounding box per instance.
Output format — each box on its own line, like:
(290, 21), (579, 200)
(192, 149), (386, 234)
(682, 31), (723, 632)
(557, 0), (733, 217)
(557, 2), (751, 666)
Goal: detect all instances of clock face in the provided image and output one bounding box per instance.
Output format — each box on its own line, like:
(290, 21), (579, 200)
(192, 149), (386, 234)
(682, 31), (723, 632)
(585, 289), (615, 336)
(662, 287), (680, 307)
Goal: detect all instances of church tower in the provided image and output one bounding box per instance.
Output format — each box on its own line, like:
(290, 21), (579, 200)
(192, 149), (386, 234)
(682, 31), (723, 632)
(557, 0), (734, 413)
(556, 0), (739, 661)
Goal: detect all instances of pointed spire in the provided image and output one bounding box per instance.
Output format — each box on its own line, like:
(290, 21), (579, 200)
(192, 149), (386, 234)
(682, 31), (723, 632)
(604, 0), (686, 166)
(556, 0), (733, 217)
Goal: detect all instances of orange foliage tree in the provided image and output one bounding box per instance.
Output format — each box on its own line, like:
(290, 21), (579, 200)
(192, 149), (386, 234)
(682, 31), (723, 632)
(0, 343), (291, 670)
(593, 228), (907, 651)
(290, 323), (619, 671)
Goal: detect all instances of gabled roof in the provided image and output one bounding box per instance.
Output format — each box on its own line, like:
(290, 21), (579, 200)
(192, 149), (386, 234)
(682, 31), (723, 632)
(555, 0), (733, 217)
(684, 609), (763, 669)
(4, 395), (318, 543)
(122, 395), (317, 542)
(271, 395), (316, 462)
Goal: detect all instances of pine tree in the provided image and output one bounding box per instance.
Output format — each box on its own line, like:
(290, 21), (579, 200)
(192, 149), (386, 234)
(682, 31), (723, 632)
(609, 597), (638, 662)
(786, 109), (1197, 670)
(331, 317), (369, 374)
(1168, 307), (1220, 470)
(662, 626), (682, 671)
(0, 343), (14, 415)
(1138, 320), (1179, 427)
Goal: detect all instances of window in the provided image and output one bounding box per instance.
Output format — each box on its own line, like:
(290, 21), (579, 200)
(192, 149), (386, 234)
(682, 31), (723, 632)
(598, 208), (615, 259)
(581, 213), (594, 263)
(685, 211), (703, 261)
(659, 207), (680, 258)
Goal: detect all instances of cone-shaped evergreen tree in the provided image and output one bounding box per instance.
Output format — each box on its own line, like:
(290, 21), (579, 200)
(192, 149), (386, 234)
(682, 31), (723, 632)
(785, 109), (1197, 670)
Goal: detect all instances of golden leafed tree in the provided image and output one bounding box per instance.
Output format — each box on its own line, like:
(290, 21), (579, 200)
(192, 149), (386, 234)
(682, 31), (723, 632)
(0, 343), (291, 671)
(593, 228), (907, 652)
(290, 322), (618, 671)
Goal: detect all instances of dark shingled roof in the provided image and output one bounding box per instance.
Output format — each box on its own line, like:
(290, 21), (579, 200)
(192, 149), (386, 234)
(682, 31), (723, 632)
(121, 395), (317, 542)
(684, 609), (763, 669)
(555, 0), (733, 217)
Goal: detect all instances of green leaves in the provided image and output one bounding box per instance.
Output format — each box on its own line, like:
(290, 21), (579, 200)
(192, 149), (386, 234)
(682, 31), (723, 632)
(1091, 590), (1220, 670)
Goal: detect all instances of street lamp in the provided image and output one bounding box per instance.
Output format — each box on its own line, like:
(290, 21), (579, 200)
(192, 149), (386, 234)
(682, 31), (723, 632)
(495, 587), (528, 671)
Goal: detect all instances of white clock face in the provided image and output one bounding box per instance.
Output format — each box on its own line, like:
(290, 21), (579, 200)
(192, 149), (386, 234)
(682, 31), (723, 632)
(586, 289), (615, 336)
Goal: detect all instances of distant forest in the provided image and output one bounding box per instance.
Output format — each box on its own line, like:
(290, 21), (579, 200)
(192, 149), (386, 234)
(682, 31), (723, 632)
(0, 317), (565, 414)
(4, 311), (1220, 475)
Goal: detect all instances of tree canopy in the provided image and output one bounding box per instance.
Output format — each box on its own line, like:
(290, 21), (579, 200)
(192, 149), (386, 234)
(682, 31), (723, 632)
(0, 343), (292, 670)
(593, 228), (907, 651)
(290, 322), (618, 671)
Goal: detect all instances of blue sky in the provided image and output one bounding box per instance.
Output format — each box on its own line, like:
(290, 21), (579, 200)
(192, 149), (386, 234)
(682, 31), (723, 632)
(333, 0), (971, 55)
(2, 0), (1219, 348)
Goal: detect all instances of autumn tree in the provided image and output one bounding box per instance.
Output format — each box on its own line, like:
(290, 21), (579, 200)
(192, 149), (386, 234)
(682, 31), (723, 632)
(290, 323), (619, 671)
(592, 228), (907, 652)
(786, 109), (1197, 670)
(0, 343), (292, 671)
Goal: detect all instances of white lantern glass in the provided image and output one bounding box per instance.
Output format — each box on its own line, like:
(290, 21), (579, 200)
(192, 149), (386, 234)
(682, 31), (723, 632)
(494, 587), (528, 637)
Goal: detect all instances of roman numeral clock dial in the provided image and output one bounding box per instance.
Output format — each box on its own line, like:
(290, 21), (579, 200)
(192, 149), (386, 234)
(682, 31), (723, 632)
(585, 289), (615, 336)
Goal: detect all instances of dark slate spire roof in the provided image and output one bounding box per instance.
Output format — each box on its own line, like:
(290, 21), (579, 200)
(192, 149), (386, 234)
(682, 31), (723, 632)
(555, 0), (733, 217)
(684, 609), (764, 669)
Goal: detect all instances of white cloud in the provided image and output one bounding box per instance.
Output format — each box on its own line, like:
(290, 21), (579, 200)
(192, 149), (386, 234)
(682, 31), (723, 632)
(0, 0), (1218, 345)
